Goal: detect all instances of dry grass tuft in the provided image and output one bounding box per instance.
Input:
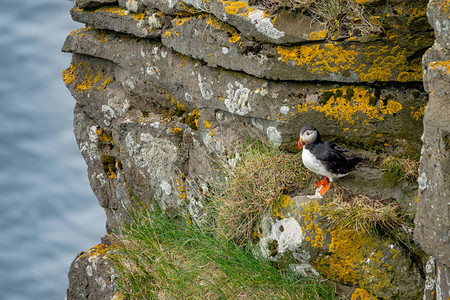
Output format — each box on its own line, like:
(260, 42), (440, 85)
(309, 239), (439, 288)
(257, 0), (383, 36)
(213, 141), (313, 244)
(380, 156), (419, 185)
(322, 187), (414, 240)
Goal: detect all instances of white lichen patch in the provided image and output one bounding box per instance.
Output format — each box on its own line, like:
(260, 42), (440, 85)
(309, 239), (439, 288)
(261, 217), (304, 257)
(251, 118), (263, 131)
(224, 81), (251, 116)
(280, 106), (290, 115)
(266, 126), (282, 146)
(86, 265), (93, 277)
(125, 0), (138, 12)
(290, 263), (319, 277)
(247, 10), (285, 40)
(160, 181), (172, 195)
(148, 13), (162, 29)
(185, 92), (193, 102)
(222, 47), (229, 54)
(79, 125), (100, 162)
(102, 96), (130, 126)
(95, 173), (107, 187)
(418, 172), (428, 191)
(197, 73), (214, 100)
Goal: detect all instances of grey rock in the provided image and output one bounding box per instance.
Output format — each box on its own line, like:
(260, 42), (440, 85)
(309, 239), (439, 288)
(62, 28), (427, 155)
(71, 6), (164, 38)
(427, 0), (450, 48)
(67, 241), (118, 300)
(258, 195), (424, 299)
(75, 0), (117, 9)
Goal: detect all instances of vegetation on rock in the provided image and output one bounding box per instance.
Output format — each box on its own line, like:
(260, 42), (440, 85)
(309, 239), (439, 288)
(111, 201), (335, 299)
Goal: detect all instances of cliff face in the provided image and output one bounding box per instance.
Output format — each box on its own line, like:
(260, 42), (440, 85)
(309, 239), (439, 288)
(414, 1), (450, 299)
(62, 0), (448, 299)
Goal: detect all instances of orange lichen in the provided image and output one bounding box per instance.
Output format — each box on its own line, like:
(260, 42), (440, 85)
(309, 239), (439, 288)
(131, 12), (145, 21)
(174, 16), (192, 26)
(63, 58), (112, 94)
(96, 128), (115, 144)
(359, 45), (423, 82)
(410, 105), (425, 120)
(93, 6), (128, 16)
(62, 60), (81, 85)
(351, 288), (377, 300)
(203, 120), (211, 129)
(300, 199), (324, 248)
(79, 243), (115, 259)
(163, 30), (179, 37)
(170, 127), (183, 135)
(175, 173), (187, 200)
(298, 86), (403, 125)
(429, 60), (450, 74)
(277, 43), (357, 75)
(221, 0), (248, 15)
(308, 29), (328, 40)
(313, 228), (394, 296)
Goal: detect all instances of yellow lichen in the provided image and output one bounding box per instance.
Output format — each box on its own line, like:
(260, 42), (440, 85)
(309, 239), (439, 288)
(313, 228), (394, 296)
(79, 243), (115, 259)
(277, 43), (357, 75)
(96, 128), (115, 144)
(175, 173), (187, 200)
(300, 199), (324, 248)
(131, 12), (146, 21)
(203, 120), (211, 129)
(410, 105), (425, 120)
(298, 86), (403, 125)
(429, 60), (450, 74)
(351, 288), (377, 300)
(163, 30), (179, 37)
(170, 127), (183, 135)
(94, 6), (127, 16)
(221, 0), (248, 15)
(308, 29), (328, 40)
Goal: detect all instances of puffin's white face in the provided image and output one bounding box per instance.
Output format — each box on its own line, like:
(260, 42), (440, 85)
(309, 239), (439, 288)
(298, 127), (318, 149)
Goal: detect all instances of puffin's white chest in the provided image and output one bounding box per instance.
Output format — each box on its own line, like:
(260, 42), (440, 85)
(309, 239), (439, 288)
(302, 148), (335, 179)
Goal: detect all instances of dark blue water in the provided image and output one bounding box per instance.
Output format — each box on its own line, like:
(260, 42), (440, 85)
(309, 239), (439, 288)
(0, 1), (106, 299)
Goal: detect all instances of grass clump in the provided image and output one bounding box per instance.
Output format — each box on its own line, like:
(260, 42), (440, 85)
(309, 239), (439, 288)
(257, 0), (383, 36)
(111, 202), (336, 299)
(322, 187), (414, 247)
(213, 141), (313, 244)
(380, 156), (419, 185)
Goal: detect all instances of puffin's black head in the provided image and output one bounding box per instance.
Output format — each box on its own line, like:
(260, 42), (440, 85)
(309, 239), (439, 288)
(298, 125), (321, 149)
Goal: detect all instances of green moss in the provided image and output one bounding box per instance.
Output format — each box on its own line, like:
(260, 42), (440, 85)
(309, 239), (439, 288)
(320, 91), (335, 104)
(101, 155), (117, 174)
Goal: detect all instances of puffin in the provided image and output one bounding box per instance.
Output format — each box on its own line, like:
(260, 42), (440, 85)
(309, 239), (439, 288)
(298, 125), (362, 196)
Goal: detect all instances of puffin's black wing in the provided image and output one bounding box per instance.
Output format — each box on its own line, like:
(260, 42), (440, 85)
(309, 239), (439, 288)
(313, 142), (362, 175)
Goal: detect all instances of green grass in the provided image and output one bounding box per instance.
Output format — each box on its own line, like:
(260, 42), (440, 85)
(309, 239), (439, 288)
(111, 202), (336, 299)
(380, 156), (419, 186)
(212, 141), (314, 244)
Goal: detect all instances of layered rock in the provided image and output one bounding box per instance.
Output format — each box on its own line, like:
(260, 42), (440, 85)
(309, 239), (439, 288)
(63, 0), (439, 298)
(414, 0), (450, 299)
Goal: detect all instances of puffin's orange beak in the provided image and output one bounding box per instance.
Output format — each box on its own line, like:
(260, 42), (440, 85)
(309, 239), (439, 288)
(298, 138), (304, 149)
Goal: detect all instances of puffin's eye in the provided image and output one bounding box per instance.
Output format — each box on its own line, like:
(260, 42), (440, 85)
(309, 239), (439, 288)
(306, 132), (310, 136)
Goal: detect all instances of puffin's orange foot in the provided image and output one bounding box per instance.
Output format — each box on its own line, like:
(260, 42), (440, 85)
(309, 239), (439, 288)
(316, 177), (330, 188)
(319, 182), (332, 196)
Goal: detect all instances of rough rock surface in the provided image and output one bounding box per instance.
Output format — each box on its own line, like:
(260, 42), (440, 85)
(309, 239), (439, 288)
(61, 0), (443, 298)
(67, 241), (118, 300)
(257, 195), (424, 299)
(414, 0), (450, 299)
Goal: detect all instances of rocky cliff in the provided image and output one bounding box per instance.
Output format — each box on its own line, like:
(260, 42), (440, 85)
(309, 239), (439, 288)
(62, 0), (449, 299)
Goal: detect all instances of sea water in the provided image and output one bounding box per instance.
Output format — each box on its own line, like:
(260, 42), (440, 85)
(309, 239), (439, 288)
(0, 1), (106, 299)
